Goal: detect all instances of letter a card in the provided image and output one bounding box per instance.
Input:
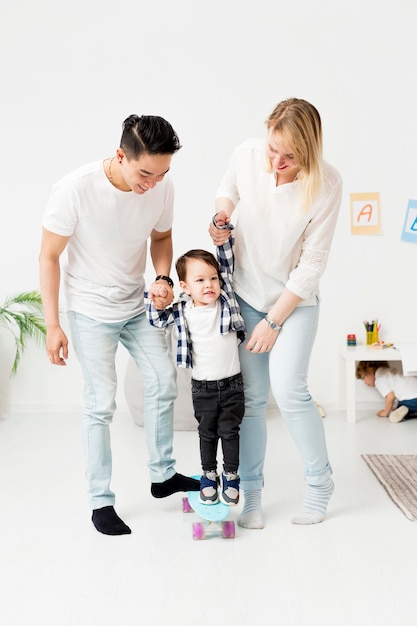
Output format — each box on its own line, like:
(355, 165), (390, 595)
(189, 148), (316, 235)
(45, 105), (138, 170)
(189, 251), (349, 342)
(350, 192), (381, 235)
(401, 199), (417, 244)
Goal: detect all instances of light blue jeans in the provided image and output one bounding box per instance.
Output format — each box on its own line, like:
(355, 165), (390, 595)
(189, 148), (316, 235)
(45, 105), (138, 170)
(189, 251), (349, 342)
(237, 297), (332, 492)
(67, 311), (178, 509)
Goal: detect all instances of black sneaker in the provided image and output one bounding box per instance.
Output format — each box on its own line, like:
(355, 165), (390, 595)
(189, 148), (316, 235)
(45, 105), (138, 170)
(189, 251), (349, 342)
(199, 471), (219, 505)
(220, 472), (240, 505)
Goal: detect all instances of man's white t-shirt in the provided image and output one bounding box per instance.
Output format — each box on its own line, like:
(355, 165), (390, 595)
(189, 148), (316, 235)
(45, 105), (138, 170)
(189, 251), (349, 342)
(43, 160), (174, 322)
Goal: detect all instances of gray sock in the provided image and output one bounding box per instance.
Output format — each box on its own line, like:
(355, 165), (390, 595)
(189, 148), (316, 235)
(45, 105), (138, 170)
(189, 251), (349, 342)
(291, 478), (334, 525)
(237, 489), (264, 529)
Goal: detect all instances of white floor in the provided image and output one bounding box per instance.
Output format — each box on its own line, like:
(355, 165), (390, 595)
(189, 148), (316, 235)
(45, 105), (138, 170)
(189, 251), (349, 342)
(1, 406), (416, 626)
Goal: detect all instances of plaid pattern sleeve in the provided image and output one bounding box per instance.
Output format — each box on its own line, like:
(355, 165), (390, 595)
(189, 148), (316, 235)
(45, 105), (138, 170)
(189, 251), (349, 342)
(172, 302), (193, 368)
(216, 229), (246, 344)
(144, 293), (175, 328)
(144, 293), (192, 368)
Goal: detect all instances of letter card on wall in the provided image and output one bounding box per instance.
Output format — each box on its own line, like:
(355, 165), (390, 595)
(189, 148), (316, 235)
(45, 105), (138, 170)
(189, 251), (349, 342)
(350, 192), (381, 235)
(401, 199), (417, 244)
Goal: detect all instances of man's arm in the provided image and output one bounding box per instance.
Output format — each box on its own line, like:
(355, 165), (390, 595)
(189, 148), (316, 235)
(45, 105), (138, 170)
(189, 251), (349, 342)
(150, 227), (172, 278)
(39, 227), (70, 365)
(149, 228), (174, 309)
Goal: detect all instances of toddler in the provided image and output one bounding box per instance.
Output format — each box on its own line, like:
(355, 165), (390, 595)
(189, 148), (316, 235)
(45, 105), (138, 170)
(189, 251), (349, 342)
(145, 226), (246, 505)
(356, 361), (417, 422)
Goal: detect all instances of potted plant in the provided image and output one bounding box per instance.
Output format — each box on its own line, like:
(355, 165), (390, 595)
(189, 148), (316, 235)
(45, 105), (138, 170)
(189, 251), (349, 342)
(0, 290), (47, 374)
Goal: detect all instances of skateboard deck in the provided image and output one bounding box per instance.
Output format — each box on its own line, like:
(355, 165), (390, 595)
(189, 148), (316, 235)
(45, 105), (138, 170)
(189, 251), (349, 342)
(182, 475), (235, 540)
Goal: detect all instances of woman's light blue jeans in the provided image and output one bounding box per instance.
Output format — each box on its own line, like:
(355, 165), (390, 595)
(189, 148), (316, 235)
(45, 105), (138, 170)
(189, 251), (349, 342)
(237, 297), (332, 492)
(67, 311), (178, 509)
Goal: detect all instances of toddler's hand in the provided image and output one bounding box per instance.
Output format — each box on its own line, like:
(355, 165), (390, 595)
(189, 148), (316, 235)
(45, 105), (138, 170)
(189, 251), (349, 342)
(148, 281), (174, 310)
(149, 284), (169, 299)
(213, 211), (230, 228)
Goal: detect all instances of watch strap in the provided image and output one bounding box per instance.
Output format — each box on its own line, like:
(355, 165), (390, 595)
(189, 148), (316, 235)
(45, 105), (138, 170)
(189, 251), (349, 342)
(155, 275), (174, 288)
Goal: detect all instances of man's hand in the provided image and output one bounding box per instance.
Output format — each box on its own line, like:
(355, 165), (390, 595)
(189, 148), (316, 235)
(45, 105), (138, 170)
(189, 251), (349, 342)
(148, 281), (174, 310)
(46, 325), (69, 366)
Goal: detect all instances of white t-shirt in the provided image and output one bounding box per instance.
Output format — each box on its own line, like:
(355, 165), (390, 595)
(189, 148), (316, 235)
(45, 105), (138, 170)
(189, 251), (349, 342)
(375, 368), (417, 401)
(184, 300), (240, 381)
(43, 160), (174, 322)
(216, 138), (343, 311)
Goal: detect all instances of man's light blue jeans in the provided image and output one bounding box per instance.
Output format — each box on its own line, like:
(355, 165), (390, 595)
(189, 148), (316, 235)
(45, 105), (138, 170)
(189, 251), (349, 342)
(237, 297), (332, 492)
(67, 311), (178, 509)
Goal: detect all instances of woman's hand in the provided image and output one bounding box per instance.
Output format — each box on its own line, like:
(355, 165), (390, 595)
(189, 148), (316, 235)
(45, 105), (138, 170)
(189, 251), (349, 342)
(245, 320), (279, 353)
(208, 211), (231, 246)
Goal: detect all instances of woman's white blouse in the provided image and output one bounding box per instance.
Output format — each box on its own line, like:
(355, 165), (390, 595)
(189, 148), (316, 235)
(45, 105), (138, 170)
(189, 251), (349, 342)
(216, 138), (343, 311)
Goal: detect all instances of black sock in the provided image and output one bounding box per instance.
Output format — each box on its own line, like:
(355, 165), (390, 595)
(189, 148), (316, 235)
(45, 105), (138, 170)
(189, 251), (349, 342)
(91, 506), (132, 535)
(151, 473), (200, 498)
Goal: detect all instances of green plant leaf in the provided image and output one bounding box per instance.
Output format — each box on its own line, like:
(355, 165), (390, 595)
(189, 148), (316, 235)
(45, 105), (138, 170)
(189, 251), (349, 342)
(0, 290), (47, 374)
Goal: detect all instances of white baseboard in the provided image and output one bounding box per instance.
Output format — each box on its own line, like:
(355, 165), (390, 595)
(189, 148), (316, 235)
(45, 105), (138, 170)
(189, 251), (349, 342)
(7, 403), (130, 415)
(6, 400), (381, 416)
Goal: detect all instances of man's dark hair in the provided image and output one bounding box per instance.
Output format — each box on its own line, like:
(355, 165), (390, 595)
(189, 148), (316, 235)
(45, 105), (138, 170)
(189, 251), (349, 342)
(120, 114), (181, 158)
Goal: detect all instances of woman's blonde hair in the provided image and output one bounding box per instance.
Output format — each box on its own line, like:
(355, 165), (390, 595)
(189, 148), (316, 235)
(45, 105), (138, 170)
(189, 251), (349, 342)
(265, 98), (323, 212)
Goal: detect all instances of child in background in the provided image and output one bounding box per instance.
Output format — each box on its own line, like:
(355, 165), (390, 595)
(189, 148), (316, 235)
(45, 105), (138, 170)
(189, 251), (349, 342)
(356, 361), (417, 423)
(145, 224), (246, 505)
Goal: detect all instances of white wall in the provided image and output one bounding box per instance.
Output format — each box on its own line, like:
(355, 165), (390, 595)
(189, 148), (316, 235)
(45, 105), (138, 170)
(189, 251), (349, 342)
(1, 0), (416, 414)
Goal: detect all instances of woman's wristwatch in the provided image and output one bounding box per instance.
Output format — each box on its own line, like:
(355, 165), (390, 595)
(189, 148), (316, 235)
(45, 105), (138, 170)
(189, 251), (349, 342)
(155, 275), (174, 288)
(264, 315), (282, 331)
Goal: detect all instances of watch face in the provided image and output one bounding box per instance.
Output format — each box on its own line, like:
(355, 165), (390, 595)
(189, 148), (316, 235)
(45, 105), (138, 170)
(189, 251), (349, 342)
(265, 315), (280, 330)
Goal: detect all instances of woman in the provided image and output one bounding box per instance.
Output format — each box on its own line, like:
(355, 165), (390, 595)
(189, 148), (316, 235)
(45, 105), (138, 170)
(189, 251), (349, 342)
(209, 98), (342, 528)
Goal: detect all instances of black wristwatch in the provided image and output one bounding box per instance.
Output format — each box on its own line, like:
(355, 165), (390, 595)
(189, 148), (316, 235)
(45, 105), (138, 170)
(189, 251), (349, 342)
(264, 315), (282, 331)
(155, 275), (174, 288)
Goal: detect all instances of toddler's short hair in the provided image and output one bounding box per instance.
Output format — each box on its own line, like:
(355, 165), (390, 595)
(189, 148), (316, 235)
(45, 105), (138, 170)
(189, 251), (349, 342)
(175, 249), (220, 283)
(355, 360), (389, 379)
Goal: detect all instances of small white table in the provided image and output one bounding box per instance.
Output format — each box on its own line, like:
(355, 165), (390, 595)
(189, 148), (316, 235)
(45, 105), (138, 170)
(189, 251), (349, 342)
(339, 345), (402, 423)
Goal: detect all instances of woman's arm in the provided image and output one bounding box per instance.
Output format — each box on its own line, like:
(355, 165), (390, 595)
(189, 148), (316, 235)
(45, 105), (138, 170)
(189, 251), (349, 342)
(245, 288), (302, 354)
(208, 199), (236, 246)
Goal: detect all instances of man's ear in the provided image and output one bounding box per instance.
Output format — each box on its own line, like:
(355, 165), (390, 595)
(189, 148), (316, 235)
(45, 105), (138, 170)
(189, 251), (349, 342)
(179, 280), (190, 294)
(116, 148), (126, 163)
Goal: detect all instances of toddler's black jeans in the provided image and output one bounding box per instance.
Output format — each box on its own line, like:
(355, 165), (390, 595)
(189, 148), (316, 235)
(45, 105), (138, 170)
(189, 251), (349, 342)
(191, 372), (245, 474)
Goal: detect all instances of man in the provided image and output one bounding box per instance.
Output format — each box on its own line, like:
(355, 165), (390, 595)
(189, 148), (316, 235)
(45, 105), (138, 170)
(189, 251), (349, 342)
(39, 114), (199, 536)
